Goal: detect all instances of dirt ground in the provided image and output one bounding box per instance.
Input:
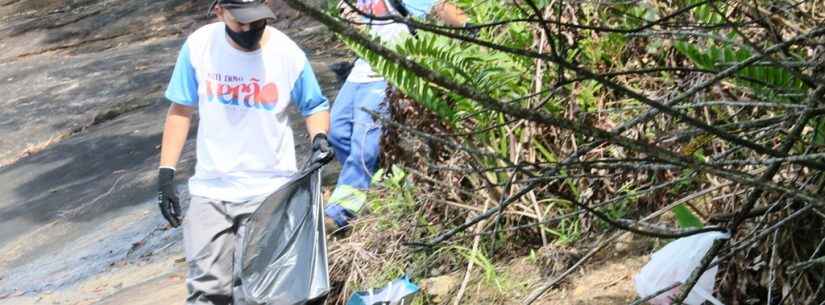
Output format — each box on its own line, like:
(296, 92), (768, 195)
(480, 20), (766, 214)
(534, 256), (648, 305)
(0, 247), (650, 305)
(430, 233), (656, 305)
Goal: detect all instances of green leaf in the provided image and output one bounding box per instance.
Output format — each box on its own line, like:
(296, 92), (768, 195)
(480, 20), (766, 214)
(814, 118), (825, 145)
(672, 204), (704, 228)
(371, 168), (385, 184)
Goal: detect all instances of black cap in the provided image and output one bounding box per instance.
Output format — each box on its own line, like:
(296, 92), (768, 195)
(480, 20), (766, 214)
(209, 0), (276, 23)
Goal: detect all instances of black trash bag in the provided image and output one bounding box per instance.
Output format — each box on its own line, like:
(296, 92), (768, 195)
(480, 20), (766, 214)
(236, 156), (331, 305)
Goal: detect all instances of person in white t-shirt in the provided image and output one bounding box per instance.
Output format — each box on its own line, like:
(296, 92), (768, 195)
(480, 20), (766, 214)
(156, 1), (331, 304)
(325, 0), (472, 232)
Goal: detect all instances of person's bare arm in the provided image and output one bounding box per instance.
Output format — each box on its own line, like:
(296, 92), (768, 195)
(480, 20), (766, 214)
(432, 0), (469, 27)
(338, 0), (366, 29)
(305, 110), (330, 140)
(159, 103), (194, 168)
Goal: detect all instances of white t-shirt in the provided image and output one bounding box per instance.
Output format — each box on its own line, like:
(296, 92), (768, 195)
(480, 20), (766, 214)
(346, 0), (438, 83)
(165, 22), (329, 202)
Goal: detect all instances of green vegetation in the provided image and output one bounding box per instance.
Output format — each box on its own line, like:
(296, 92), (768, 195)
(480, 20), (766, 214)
(318, 0), (825, 304)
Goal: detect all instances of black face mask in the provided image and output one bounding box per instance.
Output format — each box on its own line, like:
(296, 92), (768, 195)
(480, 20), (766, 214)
(225, 24), (265, 50)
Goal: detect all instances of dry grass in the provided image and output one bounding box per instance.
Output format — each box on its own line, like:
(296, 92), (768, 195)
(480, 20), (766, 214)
(326, 196), (416, 304)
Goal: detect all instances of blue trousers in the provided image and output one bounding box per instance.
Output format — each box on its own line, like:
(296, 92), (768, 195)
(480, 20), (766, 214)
(329, 81), (389, 198)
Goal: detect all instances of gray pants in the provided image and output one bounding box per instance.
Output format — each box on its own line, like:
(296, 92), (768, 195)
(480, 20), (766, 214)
(183, 195), (266, 305)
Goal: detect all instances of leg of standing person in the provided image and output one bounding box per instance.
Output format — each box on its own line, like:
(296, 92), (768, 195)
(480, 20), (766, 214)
(183, 196), (236, 305)
(184, 195), (266, 305)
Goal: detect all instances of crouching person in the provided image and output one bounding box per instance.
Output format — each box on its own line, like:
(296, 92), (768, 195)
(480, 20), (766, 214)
(324, 0), (473, 232)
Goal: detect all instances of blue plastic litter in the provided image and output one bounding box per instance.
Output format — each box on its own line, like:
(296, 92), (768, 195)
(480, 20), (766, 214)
(346, 276), (420, 305)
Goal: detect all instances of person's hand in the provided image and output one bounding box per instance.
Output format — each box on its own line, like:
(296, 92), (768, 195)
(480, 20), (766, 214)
(338, 0), (356, 19)
(311, 133), (334, 164)
(157, 167), (182, 227)
(324, 204), (355, 234)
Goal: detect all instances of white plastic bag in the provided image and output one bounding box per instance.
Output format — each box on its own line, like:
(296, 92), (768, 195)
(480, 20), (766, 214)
(634, 231), (729, 305)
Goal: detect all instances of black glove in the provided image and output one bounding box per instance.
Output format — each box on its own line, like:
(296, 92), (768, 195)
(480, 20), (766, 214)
(157, 167), (182, 227)
(311, 133), (334, 164)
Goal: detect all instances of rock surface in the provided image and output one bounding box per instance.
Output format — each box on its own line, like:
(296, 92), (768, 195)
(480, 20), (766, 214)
(420, 275), (459, 304)
(0, 0), (347, 304)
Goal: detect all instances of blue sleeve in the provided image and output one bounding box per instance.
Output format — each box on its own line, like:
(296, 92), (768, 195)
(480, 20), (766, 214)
(164, 42), (198, 107)
(403, 0), (438, 18)
(291, 60), (330, 116)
